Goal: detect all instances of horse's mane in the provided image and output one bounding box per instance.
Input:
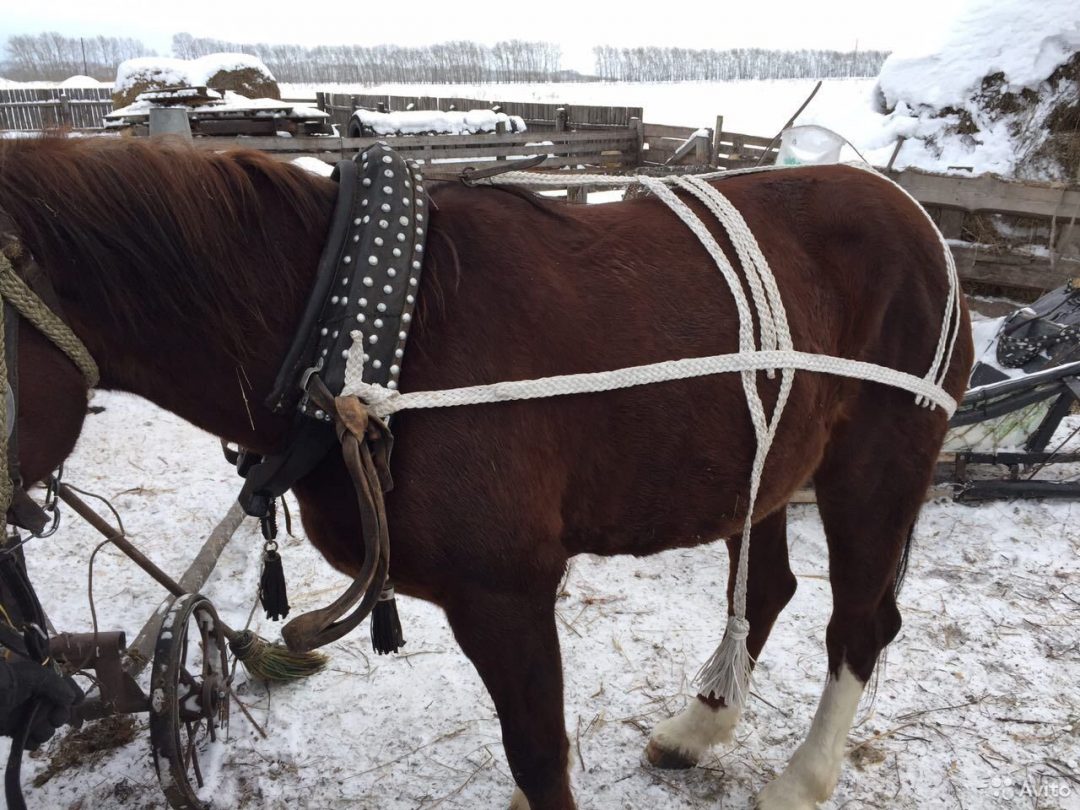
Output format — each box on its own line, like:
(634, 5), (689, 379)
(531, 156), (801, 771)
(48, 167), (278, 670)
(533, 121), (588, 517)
(0, 136), (336, 358)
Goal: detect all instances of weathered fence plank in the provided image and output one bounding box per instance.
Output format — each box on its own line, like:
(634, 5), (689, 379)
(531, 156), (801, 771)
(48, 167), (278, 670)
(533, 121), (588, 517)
(888, 168), (1080, 220)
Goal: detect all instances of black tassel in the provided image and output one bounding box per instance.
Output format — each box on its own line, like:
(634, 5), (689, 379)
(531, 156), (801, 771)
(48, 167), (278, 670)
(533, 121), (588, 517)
(370, 585), (405, 655)
(259, 543), (290, 621)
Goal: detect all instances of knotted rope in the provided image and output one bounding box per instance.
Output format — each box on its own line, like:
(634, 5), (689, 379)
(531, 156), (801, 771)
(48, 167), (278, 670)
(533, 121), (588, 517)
(0, 252), (99, 516)
(0, 258), (98, 391)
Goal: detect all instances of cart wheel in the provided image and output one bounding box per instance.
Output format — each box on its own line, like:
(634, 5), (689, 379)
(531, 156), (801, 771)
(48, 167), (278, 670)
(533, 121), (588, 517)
(150, 594), (231, 810)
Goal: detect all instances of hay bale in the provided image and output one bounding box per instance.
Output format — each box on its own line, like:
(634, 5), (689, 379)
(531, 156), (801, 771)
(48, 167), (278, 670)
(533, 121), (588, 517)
(874, 0), (1079, 181)
(112, 53), (279, 110)
(204, 66), (279, 100)
(196, 54), (279, 100)
(113, 57), (189, 109)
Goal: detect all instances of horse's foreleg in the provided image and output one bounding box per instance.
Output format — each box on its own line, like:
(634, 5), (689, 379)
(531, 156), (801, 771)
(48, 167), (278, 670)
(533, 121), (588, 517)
(758, 421), (932, 809)
(648, 507), (796, 769)
(444, 585), (574, 810)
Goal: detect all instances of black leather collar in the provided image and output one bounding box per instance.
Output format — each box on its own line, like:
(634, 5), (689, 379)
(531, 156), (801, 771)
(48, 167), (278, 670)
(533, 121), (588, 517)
(238, 145), (428, 518)
(269, 145), (428, 417)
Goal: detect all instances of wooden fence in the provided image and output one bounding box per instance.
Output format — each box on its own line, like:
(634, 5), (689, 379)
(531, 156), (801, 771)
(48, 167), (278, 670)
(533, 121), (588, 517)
(640, 118), (778, 168)
(0, 87), (112, 130)
(887, 168), (1080, 298)
(1, 84), (1075, 298)
(193, 128), (642, 171)
(317, 92), (643, 133)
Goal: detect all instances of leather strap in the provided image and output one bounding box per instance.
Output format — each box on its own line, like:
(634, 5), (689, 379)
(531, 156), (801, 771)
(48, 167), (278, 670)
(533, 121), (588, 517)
(280, 378), (392, 652)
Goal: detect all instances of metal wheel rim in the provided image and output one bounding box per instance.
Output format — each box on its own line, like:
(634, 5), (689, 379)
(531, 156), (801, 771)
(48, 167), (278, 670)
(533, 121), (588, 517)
(149, 593), (231, 810)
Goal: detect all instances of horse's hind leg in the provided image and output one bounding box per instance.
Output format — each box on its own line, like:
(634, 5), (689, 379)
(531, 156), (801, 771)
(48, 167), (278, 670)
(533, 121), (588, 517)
(757, 412), (940, 809)
(647, 507), (797, 768)
(444, 582), (574, 810)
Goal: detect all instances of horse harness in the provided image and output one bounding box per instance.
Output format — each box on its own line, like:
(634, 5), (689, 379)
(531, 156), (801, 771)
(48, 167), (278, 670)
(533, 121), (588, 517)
(225, 145), (430, 654)
(0, 145), (532, 670)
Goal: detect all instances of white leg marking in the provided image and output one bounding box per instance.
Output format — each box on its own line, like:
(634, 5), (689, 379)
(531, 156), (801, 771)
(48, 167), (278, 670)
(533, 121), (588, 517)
(509, 787), (530, 810)
(757, 663), (864, 809)
(648, 697), (742, 766)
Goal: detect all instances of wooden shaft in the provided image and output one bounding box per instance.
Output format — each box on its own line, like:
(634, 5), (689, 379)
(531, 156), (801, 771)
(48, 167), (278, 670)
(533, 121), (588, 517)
(125, 502), (247, 676)
(58, 484), (245, 644)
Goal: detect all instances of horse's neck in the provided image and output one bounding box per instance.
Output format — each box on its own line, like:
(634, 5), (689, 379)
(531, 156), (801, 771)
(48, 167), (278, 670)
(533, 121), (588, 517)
(60, 228), (325, 456)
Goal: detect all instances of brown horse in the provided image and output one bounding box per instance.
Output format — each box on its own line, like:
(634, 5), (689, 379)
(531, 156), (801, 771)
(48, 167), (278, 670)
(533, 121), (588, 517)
(0, 137), (972, 809)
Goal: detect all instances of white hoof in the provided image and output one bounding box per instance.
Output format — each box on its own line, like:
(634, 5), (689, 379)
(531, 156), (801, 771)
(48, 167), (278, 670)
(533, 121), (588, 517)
(756, 775), (822, 810)
(509, 787), (530, 810)
(646, 698), (740, 769)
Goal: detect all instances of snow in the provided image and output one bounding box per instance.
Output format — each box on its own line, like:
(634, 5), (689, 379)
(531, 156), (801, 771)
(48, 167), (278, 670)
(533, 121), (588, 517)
(282, 6), (1079, 182)
(283, 78), (878, 136)
(878, 0), (1080, 111)
(59, 75), (105, 88)
(353, 108), (526, 135)
(2, 368), (1078, 808)
(866, 0), (1080, 179)
(115, 57), (189, 94)
(292, 156), (335, 177)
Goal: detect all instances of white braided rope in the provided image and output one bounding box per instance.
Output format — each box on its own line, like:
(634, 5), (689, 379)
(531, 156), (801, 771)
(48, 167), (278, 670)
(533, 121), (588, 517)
(661, 174), (800, 704)
(469, 163), (793, 190)
(341, 161), (962, 708)
(344, 350), (956, 420)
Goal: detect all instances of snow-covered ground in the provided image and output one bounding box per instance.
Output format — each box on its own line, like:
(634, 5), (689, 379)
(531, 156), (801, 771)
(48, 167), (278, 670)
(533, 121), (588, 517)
(3, 377), (1078, 810)
(283, 78), (885, 158)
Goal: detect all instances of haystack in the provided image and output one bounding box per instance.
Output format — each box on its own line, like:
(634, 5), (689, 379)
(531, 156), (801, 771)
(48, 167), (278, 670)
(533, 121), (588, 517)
(113, 53), (279, 108)
(874, 0), (1080, 182)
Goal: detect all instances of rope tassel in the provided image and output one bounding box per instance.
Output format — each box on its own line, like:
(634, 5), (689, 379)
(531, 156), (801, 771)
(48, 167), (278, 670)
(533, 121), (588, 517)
(259, 542), (290, 621)
(694, 615), (754, 708)
(370, 584), (405, 655)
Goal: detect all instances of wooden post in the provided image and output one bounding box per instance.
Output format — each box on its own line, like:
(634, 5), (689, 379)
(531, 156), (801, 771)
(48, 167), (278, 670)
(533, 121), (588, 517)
(732, 134), (746, 164)
(567, 185), (589, 204)
(495, 120), (507, 161)
(58, 94), (72, 129)
(885, 137), (905, 171)
(712, 115), (724, 167)
(629, 117), (644, 168)
(938, 208), (966, 240)
(315, 91), (326, 112)
(695, 129), (712, 165)
(555, 107), (568, 133)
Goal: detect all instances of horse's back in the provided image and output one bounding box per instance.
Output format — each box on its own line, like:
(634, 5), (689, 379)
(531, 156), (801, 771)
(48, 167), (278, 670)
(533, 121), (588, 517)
(391, 167), (969, 563)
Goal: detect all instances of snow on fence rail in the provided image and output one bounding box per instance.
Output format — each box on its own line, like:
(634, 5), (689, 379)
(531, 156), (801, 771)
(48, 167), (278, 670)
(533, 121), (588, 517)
(316, 91), (643, 133)
(0, 86), (112, 130)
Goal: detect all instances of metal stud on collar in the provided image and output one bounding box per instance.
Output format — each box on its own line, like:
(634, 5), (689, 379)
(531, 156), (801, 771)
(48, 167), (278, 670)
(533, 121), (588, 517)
(296, 142), (428, 419)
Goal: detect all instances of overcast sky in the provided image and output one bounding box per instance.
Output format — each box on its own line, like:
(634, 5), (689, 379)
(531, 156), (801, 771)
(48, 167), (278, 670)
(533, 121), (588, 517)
(3, 0), (965, 73)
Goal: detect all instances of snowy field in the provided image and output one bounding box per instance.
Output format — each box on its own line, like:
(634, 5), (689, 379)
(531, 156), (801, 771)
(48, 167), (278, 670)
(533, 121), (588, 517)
(282, 78), (879, 139)
(3, 381), (1078, 810)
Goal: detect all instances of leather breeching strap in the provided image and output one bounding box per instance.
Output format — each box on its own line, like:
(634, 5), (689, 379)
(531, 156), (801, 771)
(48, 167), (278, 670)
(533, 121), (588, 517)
(280, 377), (394, 652)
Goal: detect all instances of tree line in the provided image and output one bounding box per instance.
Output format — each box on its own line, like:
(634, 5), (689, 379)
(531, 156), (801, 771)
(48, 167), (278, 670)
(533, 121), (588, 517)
(593, 45), (889, 81)
(173, 33), (563, 84)
(2, 32), (155, 81)
(1, 31), (889, 84)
